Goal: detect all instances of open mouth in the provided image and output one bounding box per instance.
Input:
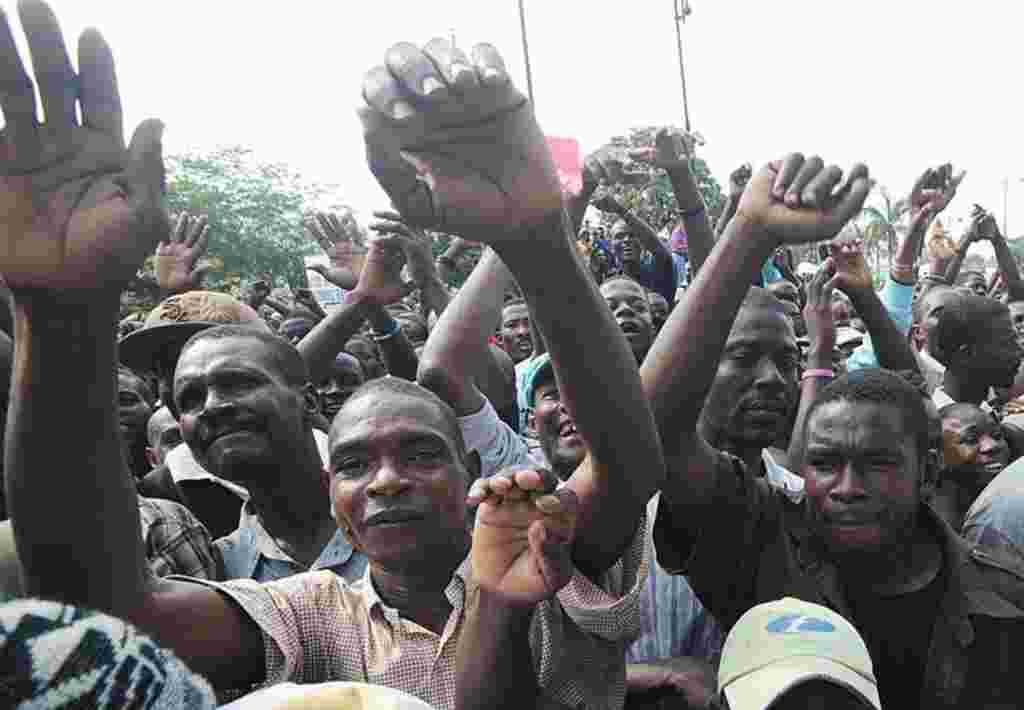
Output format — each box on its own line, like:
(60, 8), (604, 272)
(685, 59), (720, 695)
(618, 320), (641, 334)
(558, 420), (580, 439)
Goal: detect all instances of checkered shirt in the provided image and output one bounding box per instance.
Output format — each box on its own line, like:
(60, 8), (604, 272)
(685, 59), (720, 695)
(138, 496), (220, 580)
(188, 512), (647, 710)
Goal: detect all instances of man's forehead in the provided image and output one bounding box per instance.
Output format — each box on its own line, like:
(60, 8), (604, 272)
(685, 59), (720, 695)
(175, 337), (276, 378)
(601, 279), (645, 299)
(331, 392), (454, 448)
(502, 304), (530, 321)
(807, 400), (910, 447)
(728, 305), (796, 347)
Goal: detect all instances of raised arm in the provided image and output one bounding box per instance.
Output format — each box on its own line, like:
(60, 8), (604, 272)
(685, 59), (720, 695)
(372, 212), (451, 320)
(593, 192), (673, 274)
(359, 39), (663, 578)
(831, 240), (918, 373)
(632, 129), (719, 275)
(640, 154), (871, 525)
(1, 1), (261, 688)
(714, 164), (752, 239)
(418, 248), (515, 415)
(975, 207), (1024, 302)
(943, 225), (980, 286)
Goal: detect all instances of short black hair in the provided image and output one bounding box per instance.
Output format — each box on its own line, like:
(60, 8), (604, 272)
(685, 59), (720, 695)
(802, 369), (931, 459)
(117, 364), (155, 406)
(929, 292), (1010, 366)
(177, 325), (310, 388)
(339, 377), (467, 462)
(600, 273), (645, 292)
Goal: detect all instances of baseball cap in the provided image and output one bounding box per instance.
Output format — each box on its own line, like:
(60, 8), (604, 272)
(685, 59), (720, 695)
(522, 353), (554, 410)
(719, 598), (880, 710)
(119, 290), (269, 374)
(220, 681), (435, 710)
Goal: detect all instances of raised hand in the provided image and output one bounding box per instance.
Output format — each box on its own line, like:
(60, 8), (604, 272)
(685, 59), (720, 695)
(370, 210), (437, 287)
(728, 163), (753, 199)
(305, 212), (366, 291)
(737, 153), (871, 245)
(926, 221), (958, 261)
(908, 164), (966, 231)
(969, 204), (1001, 242)
(359, 39), (561, 241)
(591, 189), (625, 216)
(803, 260), (838, 354)
(155, 214), (211, 293)
(467, 467), (578, 605)
(348, 237), (414, 307)
(0, 0), (167, 297)
(628, 128), (688, 172)
(828, 238), (873, 295)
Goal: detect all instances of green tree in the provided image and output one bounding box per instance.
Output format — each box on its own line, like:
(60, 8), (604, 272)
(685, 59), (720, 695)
(859, 185), (908, 275)
(592, 126), (724, 231)
(164, 146), (342, 292)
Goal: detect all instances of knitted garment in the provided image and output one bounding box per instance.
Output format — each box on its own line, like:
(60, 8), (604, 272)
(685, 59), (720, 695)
(0, 599), (215, 709)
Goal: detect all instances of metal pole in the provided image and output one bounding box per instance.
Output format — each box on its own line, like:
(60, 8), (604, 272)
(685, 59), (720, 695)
(517, 0), (536, 107)
(673, 0), (691, 133)
(1004, 177), (1009, 237)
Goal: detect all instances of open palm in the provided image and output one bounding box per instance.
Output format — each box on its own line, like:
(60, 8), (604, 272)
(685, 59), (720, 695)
(0, 1), (166, 295)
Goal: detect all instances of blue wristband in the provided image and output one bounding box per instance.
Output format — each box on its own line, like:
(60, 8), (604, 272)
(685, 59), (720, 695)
(683, 204), (705, 219)
(372, 316), (401, 341)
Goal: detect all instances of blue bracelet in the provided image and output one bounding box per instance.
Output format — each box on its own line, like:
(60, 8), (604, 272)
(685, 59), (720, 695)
(683, 204), (705, 219)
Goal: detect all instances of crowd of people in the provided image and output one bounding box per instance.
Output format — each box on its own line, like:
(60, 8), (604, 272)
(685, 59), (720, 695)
(3, 2), (1024, 708)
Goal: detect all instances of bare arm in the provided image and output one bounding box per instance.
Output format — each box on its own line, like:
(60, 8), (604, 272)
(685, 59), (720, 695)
(981, 214), (1024, 302)
(640, 155), (871, 532)
(419, 248), (515, 415)
(664, 163), (715, 275)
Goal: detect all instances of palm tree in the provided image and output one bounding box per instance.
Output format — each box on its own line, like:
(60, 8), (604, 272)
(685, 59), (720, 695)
(860, 185), (909, 275)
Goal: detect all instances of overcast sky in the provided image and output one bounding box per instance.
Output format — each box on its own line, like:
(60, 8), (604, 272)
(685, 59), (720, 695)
(20, 1), (1024, 235)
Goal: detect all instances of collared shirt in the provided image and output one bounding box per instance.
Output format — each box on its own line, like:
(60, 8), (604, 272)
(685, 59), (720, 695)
(184, 514), (648, 710)
(139, 496), (221, 580)
(628, 497), (722, 664)
(214, 502), (367, 584)
(654, 450), (1024, 708)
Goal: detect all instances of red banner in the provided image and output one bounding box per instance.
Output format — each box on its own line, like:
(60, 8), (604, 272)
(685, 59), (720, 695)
(546, 136), (582, 196)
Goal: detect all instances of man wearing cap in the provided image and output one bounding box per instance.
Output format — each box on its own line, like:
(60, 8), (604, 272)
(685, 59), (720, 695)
(644, 154), (1024, 708)
(715, 598), (880, 710)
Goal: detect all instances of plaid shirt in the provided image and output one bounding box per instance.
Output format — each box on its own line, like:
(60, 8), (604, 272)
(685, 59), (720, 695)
(186, 512), (648, 710)
(138, 497), (219, 580)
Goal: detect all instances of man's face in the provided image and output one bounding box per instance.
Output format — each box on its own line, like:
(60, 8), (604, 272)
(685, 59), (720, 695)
(942, 407), (1010, 499)
(318, 357), (365, 421)
(500, 304), (533, 364)
(1009, 301), (1024, 348)
(173, 337), (310, 485)
(531, 376), (586, 479)
(346, 338), (387, 380)
(612, 225), (641, 266)
(702, 305), (799, 450)
(802, 401), (924, 558)
(118, 373), (153, 447)
(327, 393), (471, 569)
(967, 312), (1023, 387)
(648, 292), (669, 334)
(601, 279), (654, 359)
(830, 299), (850, 325)
(146, 406), (182, 468)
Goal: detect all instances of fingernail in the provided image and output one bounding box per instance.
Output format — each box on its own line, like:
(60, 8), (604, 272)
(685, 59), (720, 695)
(451, 62), (474, 84)
(421, 76), (446, 97)
(390, 100), (416, 120)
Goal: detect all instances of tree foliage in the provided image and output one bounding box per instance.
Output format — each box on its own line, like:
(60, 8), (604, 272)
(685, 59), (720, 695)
(591, 126), (724, 232)
(164, 146), (343, 292)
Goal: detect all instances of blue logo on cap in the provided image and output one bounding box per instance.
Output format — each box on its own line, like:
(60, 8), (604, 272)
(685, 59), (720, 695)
(766, 614), (836, 634)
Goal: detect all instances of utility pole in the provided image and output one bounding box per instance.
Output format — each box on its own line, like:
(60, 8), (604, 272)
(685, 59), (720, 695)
(517, 0), (536, 107)
(673, 0), (692, 133)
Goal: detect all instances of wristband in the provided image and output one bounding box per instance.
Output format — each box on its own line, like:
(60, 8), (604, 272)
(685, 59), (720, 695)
(801, 368), (835, 381)
(371, 316), (401, 341)
(683, 205), (706, 219)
